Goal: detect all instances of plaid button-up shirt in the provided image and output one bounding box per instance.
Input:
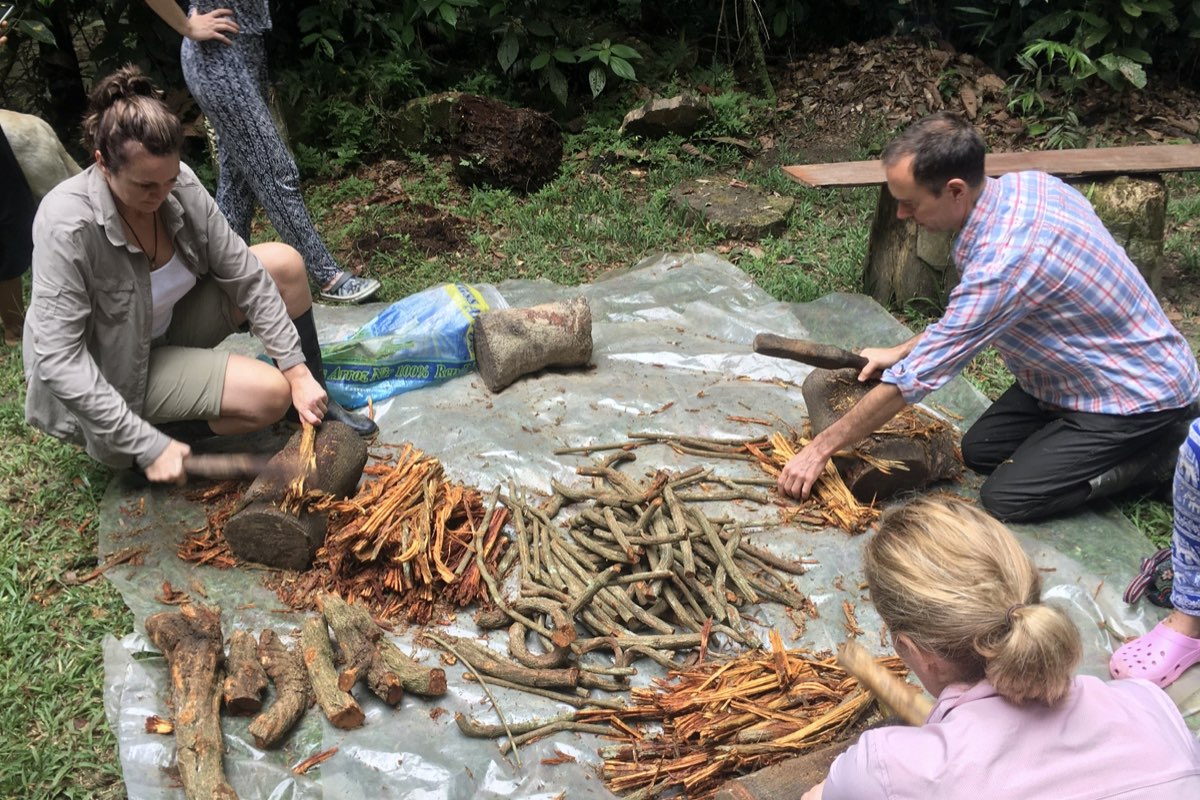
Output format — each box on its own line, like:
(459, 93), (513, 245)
(884, 171), (1199, 415)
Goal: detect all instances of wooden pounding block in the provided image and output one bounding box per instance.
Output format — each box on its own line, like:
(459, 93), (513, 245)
(473, 296), (592, 392)
(714, 740), (854, 800)
(224, 421), (368, 570)
(802, 367), (960, 502)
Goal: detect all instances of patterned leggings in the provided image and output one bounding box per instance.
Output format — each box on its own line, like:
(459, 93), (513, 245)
(1172, 418), (1200, 613)
(181, 33), (341, 287)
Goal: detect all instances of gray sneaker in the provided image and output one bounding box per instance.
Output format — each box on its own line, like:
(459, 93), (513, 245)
(320, 273), (381, 303)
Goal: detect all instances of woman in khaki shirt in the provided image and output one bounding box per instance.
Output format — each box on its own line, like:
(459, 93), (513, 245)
(24, 65), (375, 483)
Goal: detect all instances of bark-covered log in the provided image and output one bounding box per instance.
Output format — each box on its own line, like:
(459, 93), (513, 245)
(248, 629), (312, 749)
(802, 367), (961, 502)
(225, 422), (368, 570)
(144, 605), (236, 800)
(222, 630), (268, 715)
(319, 592), (447, 703)
(301, 617), (365, 730)
(316, 593), (376, 694)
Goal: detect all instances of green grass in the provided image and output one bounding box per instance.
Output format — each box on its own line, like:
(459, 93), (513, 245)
(8, 105), (1195, 797)
(0, 346), (129, 799)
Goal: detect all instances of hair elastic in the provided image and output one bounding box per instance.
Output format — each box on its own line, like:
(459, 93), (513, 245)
(1005, 603), (1026, 625)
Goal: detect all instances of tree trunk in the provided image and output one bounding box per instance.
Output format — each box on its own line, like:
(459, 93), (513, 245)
(37, 4), (87, 141)
(224, 421), (368, 570)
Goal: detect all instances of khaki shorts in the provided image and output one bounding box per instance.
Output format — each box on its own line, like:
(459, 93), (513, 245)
(143, 276), (242, 424)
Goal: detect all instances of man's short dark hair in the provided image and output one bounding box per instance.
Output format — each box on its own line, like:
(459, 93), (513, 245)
(881, 112), (985, 195)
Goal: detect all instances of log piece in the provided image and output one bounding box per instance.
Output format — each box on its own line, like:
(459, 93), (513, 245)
(319, 592), (447, 703)
(222, 629), (268, 715)
(249, 629), (312, 749)
(713, 740), (853, 800)
(144, 605), (236, 800)
(301, 617), (365, 730)
(802, 367), (960, 502)
(473, 297), (592, 392)
(224, 421), (368, 570)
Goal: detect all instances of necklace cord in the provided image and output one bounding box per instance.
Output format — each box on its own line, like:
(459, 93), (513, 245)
(115, 204), (159, 266)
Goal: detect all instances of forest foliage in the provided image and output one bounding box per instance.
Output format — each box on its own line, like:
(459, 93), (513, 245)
(1, 0), (1198, 167)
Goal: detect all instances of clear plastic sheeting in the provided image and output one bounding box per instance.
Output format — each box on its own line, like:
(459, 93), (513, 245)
(101, 253), (1195, 800)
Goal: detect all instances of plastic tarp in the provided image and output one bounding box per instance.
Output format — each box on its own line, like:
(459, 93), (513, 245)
(100, 253), (1199, 799)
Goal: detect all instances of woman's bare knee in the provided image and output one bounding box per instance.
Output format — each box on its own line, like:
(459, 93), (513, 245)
(213, 356), (292, 433)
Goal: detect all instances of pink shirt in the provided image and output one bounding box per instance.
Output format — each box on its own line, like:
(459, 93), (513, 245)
(823, 676), (1200, 799)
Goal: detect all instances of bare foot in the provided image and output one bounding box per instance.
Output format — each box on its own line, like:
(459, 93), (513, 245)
(1161, 609), (1200, 638)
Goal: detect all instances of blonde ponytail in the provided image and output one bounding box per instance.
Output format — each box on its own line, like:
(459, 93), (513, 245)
(865, 496), (1081, 706)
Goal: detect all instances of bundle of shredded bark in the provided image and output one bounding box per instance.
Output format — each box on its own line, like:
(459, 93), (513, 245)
(178, 444), (509, 623)
(584, 632), (908, 799)
(271, 443), (510, 622)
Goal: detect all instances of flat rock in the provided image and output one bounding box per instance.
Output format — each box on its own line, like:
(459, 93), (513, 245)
(620, 94), (712, 138)
(670, 178), (794, 240)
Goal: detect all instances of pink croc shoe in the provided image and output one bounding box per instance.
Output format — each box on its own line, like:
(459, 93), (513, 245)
(1110, 621), (1200, 689)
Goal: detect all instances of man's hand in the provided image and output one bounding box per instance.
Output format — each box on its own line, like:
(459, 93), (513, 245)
(800, 781), (825, 800)
(146, 439), (192, 485)
(1, 18), (10, 48)
(282, 363), (328, 426)
(185, 8), (239, 44)
(778, 440), (833, 500)
(856, 343), (908, 382)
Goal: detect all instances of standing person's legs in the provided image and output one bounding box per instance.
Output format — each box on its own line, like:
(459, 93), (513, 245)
(180, 36), (378, 301)
(1109, 419), (1200, 688)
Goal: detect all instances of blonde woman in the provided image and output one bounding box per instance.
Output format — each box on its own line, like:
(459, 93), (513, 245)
(805, 496), (1200, 799)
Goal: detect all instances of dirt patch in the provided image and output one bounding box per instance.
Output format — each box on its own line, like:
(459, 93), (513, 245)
(774, 34), (1200, 163)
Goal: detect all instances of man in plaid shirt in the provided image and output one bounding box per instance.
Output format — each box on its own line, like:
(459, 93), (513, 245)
(779, 112), (1200, 522)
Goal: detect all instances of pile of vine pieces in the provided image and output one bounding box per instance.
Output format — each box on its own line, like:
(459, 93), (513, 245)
(160, 419), (940, 799)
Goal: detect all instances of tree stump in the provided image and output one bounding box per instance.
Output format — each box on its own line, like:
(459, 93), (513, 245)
(863, 185), (956, 314)
(714, 740), (853, 800)
(144, 605), (236, 800)
(473, 297), (593, 392)
(224, 422), (368, 570)
(802, 368), (961, 502)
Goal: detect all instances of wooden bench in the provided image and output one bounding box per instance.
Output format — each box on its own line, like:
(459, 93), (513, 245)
(782, 144), (1200, 309)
